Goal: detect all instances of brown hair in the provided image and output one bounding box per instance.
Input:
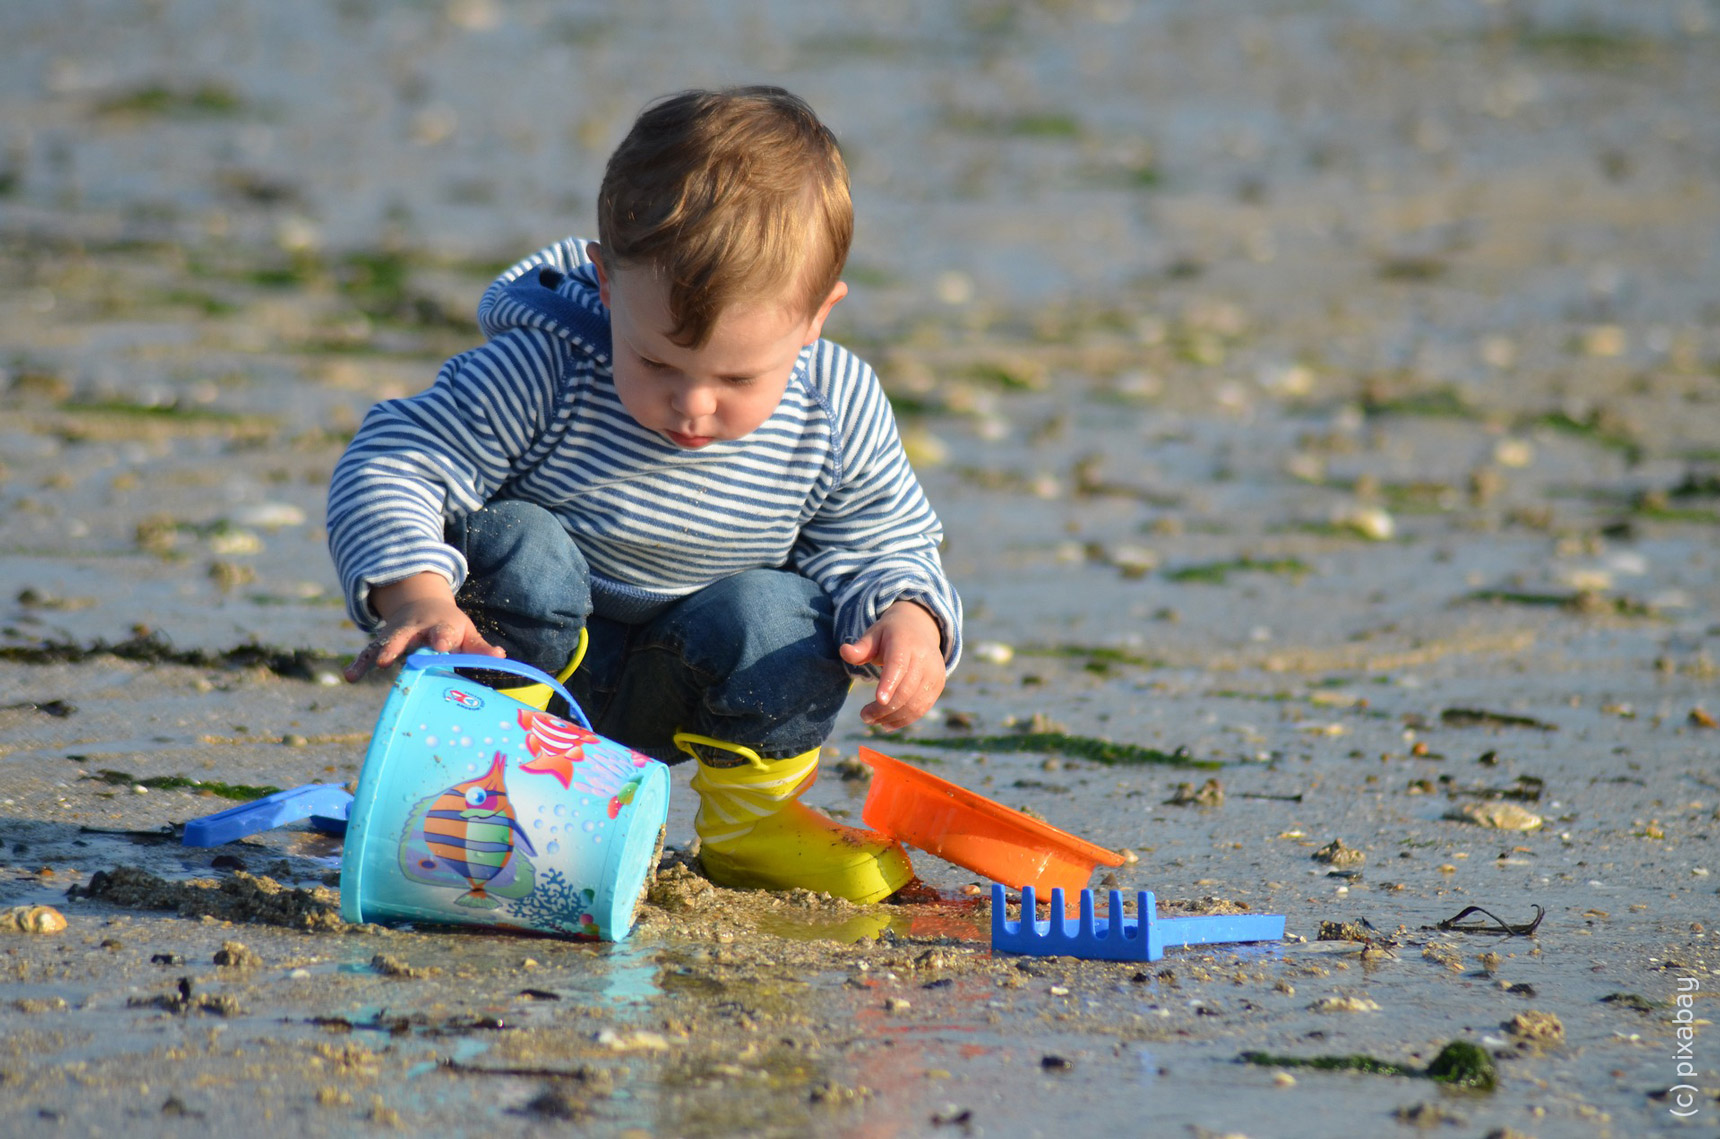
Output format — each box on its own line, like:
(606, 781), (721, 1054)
(596, 86), (852, 348)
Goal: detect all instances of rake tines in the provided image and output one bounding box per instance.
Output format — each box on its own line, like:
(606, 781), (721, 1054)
(989, 884), (1286, 962)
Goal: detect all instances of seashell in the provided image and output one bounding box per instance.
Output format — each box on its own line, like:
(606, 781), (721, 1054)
(0, 905), (69, 934)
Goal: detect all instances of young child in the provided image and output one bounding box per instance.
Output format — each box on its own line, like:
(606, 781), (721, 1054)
(327, 87), (961, 904)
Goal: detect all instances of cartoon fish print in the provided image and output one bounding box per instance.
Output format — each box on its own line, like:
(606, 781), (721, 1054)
(607, 777), (644, 820)
(517, 709), (650, 806)
(399, 751), (536, 909)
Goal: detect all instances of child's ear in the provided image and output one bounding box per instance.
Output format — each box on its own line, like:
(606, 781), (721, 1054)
(804, 279), (848, 344)
(588, 242), (612, 309)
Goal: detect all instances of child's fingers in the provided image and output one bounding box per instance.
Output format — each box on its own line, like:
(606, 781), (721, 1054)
(458, 628), (506, 658)
(861, 652), (942, 729)
(839, 634), (879, 668)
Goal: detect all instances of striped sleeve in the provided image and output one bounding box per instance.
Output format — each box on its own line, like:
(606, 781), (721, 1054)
(326, 329), (567, 630)
(793, 344), (963, 676)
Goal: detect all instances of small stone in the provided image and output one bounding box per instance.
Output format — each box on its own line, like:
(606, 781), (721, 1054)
(1505, 1009), (1565, 1047)
(900, 428), (949, 468)
(1447, 801), (1543, 831)
(1395, 1101), (1464, 1127)
(1493, 438), (1535, 469)
(914, 949), (948, 972)
(1311, 996), (1381, 1013)
(884, 997), (912, 1013)
(596, 1028), (670, 1052)
(370, 953), (425, 979)
(0, 905), (68, 934)
(213, 941), (262, 969)
(1335, 505), (1395, 541)
(365, 1097), (401, 1127)
(523, 1086), (590, 1120)
(13, 997), (68, 1013)
(1581, 324), (1626, 357)
(972, 641), (1014, 666)
(232, 502), (307, 529)
(1311, 839), (1365, 867)
(1165, 777), (1224, 807)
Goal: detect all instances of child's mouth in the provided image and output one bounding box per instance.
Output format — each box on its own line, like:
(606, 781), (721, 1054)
(664, 429), (714, 449)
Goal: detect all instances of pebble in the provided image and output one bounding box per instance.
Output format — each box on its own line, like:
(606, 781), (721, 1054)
(1493, 438), (1535, 468)
(370, 953), (426, 978)
(1505, 1010), (1565, 1047)
(1335, 505), (1395, 541)
(0, 905), (68, 934)
(1311, 839), (1365, 868)
(1447, 801), (1543, 831)
(899, 428), (949, 468)
(209, 529), (263, 556)
(232, 502), (306, 528)
(214, 940), (263, 968)
(1311, 996), (1380, 1013)
(597, 1028), (670, 1052)
(971, 641), (1014, 665)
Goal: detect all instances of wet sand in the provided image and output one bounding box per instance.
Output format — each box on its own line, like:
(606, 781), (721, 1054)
(3, 2), (1719, 1136)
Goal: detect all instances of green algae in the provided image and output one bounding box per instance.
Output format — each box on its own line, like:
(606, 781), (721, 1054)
(909, 732), (1218, 769)
(94, 82), (247, 119)
(1165, 556), (1311, 585)
(1464, 589), (1657, 617)
(1030, 645), (1165, 675)
(0, 631), (342, 681)
(1423, 1041), (1497, 1090)
(90, 770), (283, 801)
(1361, 384), (1477, 420)
(1241, 1039), (1496, 1090)
(947, 109), (1082, 139)
(1240, 1051), (1414, 1077)
(58, 399), (255, 424)
(1528, 408), (1642, 462)
(1513, 22), (1664, 68)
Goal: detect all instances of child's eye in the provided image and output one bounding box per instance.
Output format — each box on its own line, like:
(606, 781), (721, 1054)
(639, 357), (668, 371)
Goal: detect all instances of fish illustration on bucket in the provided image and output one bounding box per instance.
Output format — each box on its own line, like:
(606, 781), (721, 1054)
(341, 651), (670, 941)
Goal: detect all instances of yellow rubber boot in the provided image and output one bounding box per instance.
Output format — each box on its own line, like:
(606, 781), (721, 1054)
(496, 628), (588, 711)
(677, 733), (913, 904)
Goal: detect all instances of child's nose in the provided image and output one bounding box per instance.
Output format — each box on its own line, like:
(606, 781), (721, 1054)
(671, 382), (717, 420)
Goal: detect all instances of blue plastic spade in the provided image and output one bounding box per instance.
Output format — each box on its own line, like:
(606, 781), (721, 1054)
(181, 783), (353, 847)
(990, 884), (1286, 962)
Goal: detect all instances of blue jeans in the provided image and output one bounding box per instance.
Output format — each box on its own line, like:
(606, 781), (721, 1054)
(446, 500), (851, 761)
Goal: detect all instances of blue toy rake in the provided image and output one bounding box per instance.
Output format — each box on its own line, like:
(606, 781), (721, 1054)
(990, 884), (1286, 962)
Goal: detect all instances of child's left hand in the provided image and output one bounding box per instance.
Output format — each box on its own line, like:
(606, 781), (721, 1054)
(839, 601), (946, 730)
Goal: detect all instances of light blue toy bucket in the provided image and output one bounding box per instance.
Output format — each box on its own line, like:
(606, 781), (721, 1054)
(341, 650), (669, 941)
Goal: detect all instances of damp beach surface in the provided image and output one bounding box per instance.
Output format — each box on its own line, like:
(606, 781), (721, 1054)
(2, 2), (1719, 1136)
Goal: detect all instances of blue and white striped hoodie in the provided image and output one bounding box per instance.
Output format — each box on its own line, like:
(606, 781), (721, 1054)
(327, 237), (962, 676)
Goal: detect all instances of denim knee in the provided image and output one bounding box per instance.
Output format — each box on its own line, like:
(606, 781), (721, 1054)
(445, 500), (590, 671)
(661, 571), (850, 751)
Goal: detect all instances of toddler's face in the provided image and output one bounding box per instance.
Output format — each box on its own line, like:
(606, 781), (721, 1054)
(592, 248), (844, 449)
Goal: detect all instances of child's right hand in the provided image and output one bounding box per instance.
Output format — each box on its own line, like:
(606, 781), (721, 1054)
(343, 572), (504, 682)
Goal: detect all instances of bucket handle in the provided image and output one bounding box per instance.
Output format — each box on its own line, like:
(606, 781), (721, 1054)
(404, 649), (592, 730)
